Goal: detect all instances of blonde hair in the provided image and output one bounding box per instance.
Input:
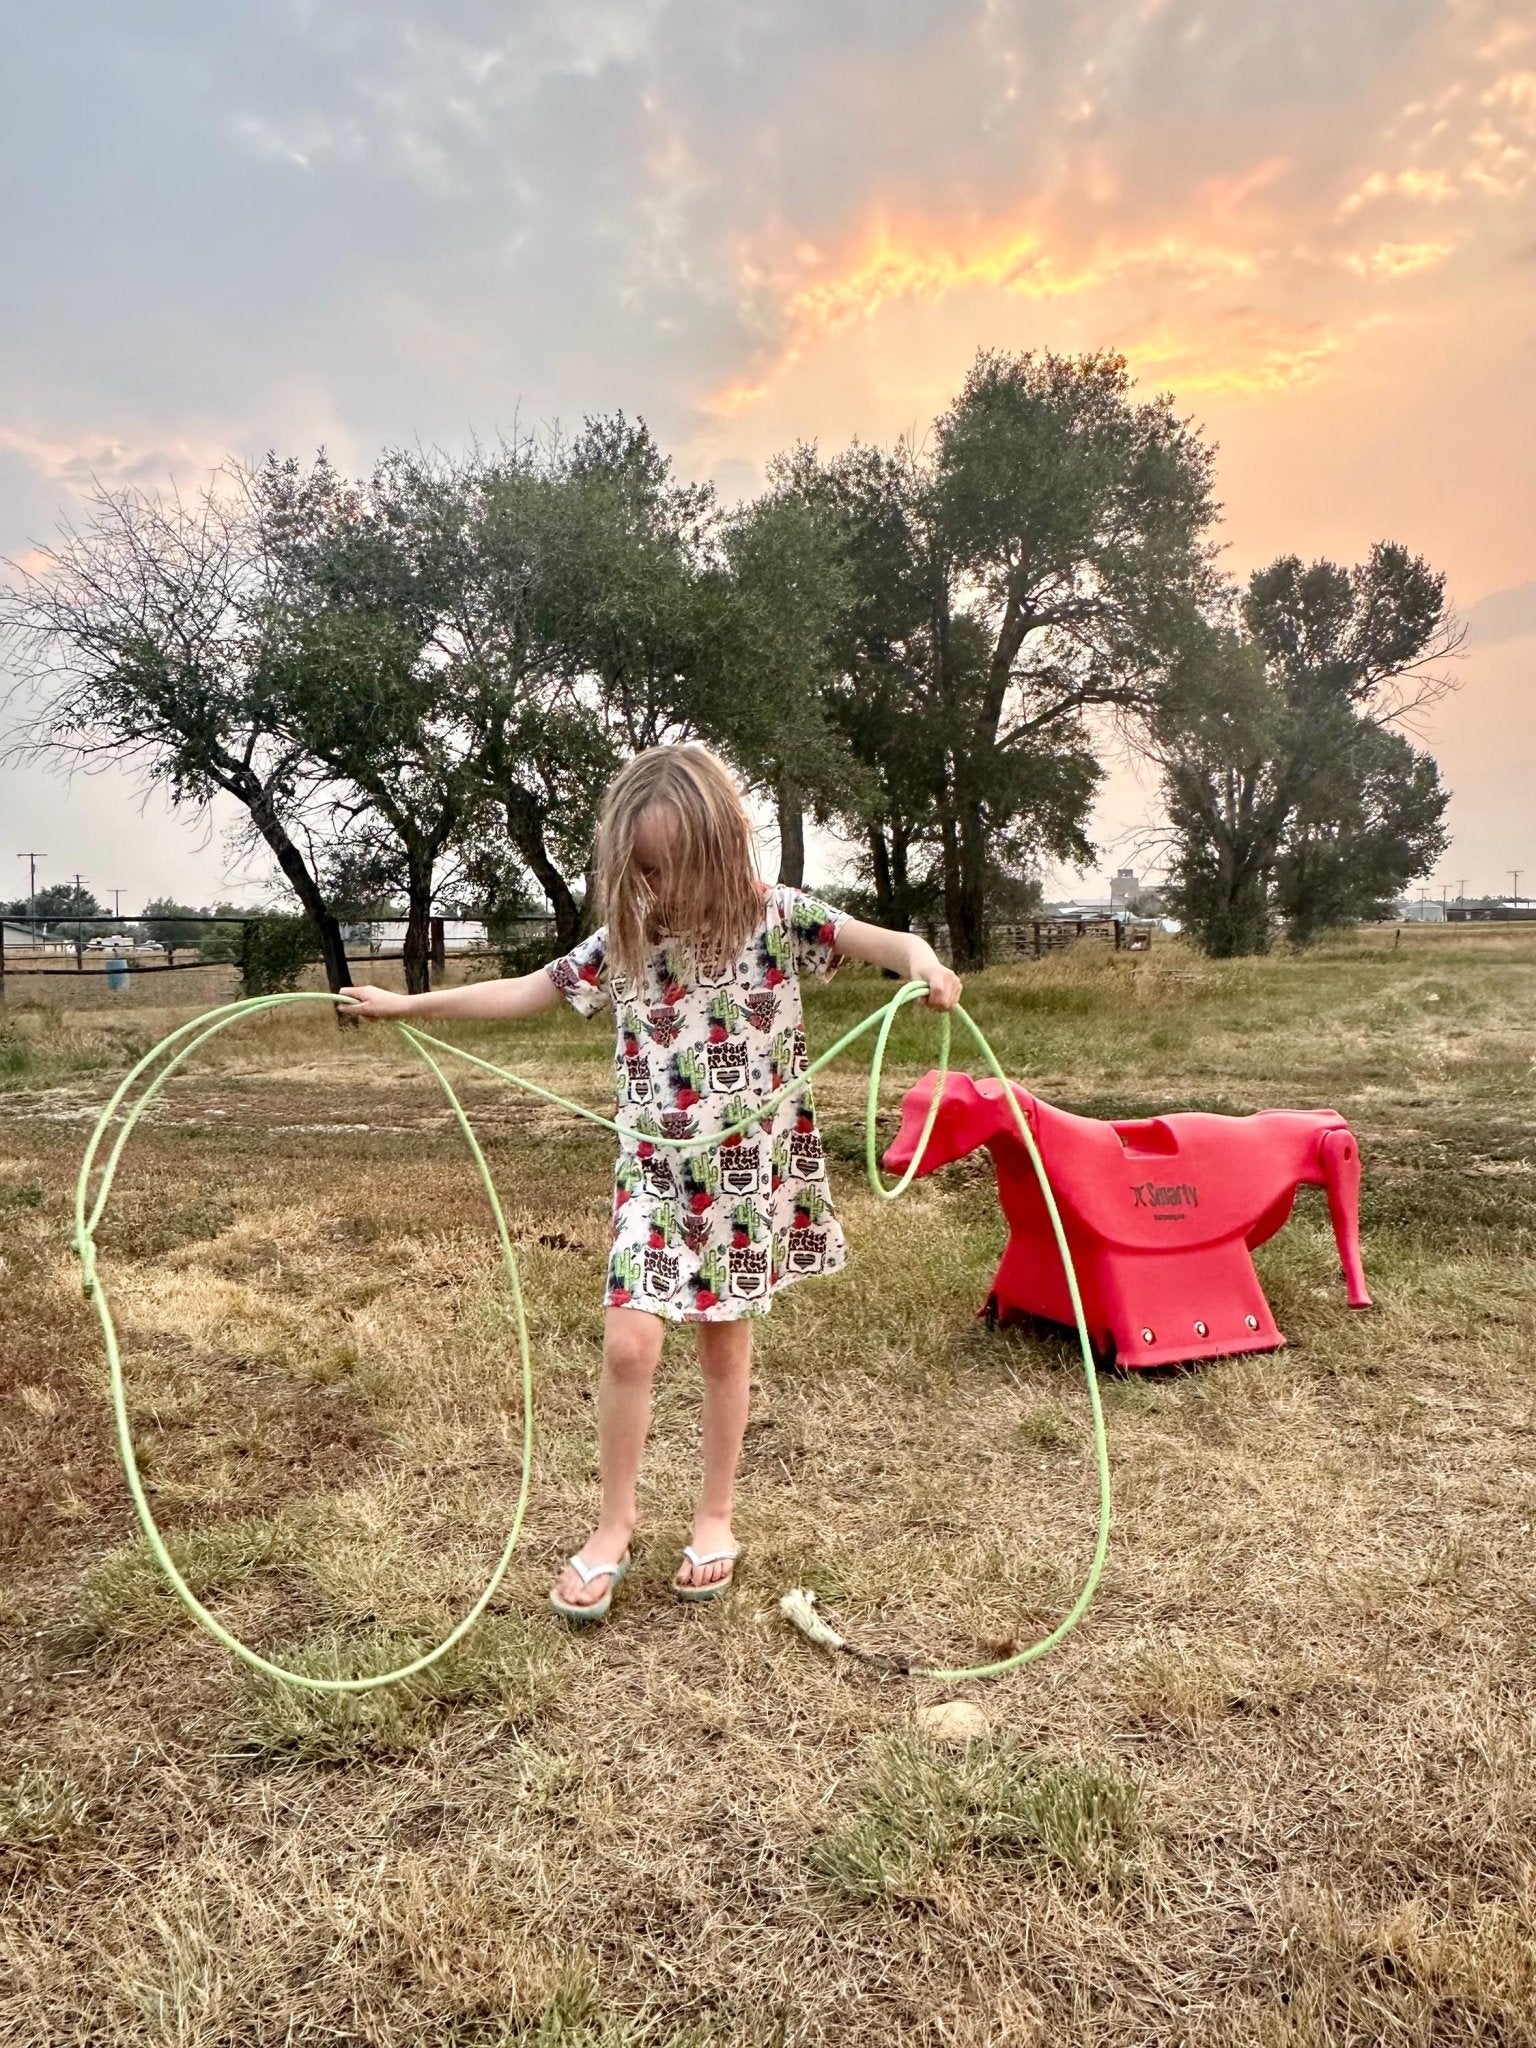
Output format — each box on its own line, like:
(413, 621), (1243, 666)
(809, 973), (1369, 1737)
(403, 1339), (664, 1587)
(595, 744), (762, 985)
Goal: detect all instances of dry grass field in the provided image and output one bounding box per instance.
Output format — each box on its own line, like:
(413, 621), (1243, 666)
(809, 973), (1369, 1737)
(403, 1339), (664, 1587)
(2, 924), (1533, 2046)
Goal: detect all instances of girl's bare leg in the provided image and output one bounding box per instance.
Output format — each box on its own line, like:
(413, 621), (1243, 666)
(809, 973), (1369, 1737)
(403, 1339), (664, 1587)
(551, 1306), (665, 1608)
(676, 1317), (753, 1589)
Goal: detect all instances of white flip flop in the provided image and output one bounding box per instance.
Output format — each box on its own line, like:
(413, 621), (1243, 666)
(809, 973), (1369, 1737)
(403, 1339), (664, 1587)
(674, 1543), (741, 1603)
(549, 1550), (631, 1624)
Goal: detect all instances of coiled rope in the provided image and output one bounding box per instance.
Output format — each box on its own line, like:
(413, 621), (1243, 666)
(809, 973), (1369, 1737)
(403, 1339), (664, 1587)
(74, 982), (1109, 1691)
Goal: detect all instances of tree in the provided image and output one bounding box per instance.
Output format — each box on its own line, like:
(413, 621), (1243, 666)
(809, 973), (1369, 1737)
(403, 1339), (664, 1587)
(0, 478), (355, 992)
(1153, 546), (1459, 954)
(772, 440), (945, 930)
(2, 881), (101, 925)
(456, 417), (714, 945)
(244, 449), (485, 994)
(236, 913), (320, 995)
(694, 488), (858, 886)
(1275, 722), (1450, 944)
(195, 904), (240, 963)
(141, 898), (204, 967)
(774, 349), (1220, 966)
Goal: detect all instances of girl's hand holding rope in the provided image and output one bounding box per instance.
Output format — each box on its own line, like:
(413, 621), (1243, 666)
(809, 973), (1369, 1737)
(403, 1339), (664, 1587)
(339, 984), (414, 1021)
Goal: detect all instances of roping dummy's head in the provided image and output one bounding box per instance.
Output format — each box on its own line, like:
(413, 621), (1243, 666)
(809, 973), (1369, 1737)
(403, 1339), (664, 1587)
(883, 1071), (1036, 1179)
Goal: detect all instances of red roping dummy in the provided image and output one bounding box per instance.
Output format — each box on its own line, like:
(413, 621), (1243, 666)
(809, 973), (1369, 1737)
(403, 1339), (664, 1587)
(883, 1074), (1372, 1369)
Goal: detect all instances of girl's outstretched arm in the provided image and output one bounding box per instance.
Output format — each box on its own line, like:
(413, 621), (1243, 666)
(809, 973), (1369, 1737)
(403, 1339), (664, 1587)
(340, 971), (564, 1024)
(832, 919), (964, 1011)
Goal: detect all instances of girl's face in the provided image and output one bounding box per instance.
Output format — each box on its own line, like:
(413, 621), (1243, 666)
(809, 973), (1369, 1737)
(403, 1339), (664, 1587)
(632, 805), (680, 920)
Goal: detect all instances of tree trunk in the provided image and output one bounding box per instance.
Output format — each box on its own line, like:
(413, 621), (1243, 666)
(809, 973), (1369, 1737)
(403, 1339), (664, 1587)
(954, 800), (989, 972)
(890, 822), (913, 931)
(940, 809), (964, 966)
(242, 779), (353, 995)
(776, 770), (805, 887)
(869, 824), (895, 922)
(940, 809), (990, 970)
(504, 785), (583, 949)
(579, 862), (600, 938)
(402, 852), (433, 995)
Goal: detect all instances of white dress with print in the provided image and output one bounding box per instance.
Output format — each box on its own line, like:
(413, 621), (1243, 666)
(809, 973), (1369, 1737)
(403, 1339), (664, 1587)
(545, 885), (851, 1321)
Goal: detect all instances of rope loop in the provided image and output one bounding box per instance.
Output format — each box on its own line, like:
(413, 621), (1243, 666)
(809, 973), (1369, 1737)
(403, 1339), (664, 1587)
(75, 984), (1110, 1690)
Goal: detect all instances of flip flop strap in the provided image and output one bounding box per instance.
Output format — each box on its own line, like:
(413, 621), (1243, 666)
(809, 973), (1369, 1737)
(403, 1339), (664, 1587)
(682, 1545), (740, 1568)
(567, 1553), (626, 1586)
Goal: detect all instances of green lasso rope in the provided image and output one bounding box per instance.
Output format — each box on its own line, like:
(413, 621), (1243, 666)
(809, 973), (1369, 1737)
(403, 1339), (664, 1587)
(74, 982), (1110, 1691)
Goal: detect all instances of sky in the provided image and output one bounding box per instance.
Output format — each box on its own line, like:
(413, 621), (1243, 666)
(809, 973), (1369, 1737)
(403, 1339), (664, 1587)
(1, 0), (1532, 912)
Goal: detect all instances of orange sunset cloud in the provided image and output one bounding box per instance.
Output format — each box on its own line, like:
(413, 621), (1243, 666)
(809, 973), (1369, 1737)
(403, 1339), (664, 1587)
(705, 218), (1278, 418)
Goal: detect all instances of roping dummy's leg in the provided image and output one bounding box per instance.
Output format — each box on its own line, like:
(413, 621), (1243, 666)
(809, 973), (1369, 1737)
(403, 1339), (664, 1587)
(1319, 1127), (1372, 1309)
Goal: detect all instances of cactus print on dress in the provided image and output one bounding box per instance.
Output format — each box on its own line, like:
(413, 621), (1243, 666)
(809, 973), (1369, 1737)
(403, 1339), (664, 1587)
(546, 884), (851, 1321)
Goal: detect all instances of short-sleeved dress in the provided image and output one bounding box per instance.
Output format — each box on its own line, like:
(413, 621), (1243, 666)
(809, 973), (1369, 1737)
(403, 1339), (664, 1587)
(546, 883), (851, 1321)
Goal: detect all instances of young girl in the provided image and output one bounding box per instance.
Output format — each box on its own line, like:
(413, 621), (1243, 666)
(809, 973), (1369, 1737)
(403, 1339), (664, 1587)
(343, 744), (961, 1620)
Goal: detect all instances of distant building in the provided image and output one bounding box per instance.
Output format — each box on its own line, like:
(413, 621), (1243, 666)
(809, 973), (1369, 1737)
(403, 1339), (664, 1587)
(1109, 868), (1140, 912)
(1, 921), (71, 952)
(342, 918), (493, 953)
(1447, 902), (1536, 922)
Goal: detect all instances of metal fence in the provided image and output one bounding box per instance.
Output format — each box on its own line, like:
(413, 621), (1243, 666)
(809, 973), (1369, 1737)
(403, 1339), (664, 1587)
(994, 917), (1154, 957)
(1, 907), (1154, 996)
(0, 914), (555, 994)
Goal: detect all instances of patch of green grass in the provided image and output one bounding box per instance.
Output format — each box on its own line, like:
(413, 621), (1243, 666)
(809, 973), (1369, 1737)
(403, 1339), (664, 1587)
(0, 1039), (35, 1081)
(425, 1999), (716, 2048)
(808, 1734), (1146, 1898)
(1358, 1133), (1536, 1254)
(0, 1764), (90, 1860)
(224, 1612), (568, 1767)
(1017, 1404), (1080, 1452)
(71, 1512), (306, 1648)
(94, 1186), (242, 1259)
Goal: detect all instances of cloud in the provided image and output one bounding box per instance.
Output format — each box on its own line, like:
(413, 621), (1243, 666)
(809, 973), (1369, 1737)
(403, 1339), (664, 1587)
(0, 0), (1528, 913)
(0, 1), (1522, 482)
(1120, 314), (1348, 395)
(1340, 239), (1457, 278)
(1465, 581), (1536, 647)
(0, 424), (231, 488)
(1481, 69), (1536, 120)
(1338, 167), (1459, 213)
(702, 219), (1280, 417)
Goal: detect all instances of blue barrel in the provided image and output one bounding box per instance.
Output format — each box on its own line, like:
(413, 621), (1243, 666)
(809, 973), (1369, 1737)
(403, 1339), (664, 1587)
(105, 957), (129, 992)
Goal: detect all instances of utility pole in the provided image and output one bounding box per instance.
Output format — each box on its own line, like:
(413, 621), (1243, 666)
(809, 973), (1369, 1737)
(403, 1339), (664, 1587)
(1512, 871), (1523, 909)
(1454, 879), (1467, 904)
(72, 872), (88, 971)
(17, 852), (45, 930)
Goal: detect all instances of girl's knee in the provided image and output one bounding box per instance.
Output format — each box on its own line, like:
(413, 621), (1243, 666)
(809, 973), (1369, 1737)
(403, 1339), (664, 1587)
(697, 1326), (752, 1382)
(604, 1326), (661, 1386)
